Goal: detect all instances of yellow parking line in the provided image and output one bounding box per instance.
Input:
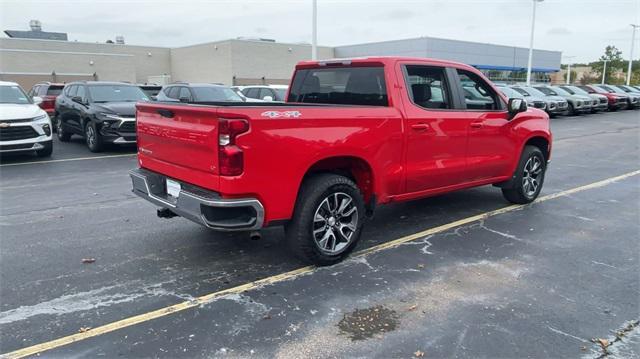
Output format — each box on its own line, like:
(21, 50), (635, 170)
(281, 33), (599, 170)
(0, 154), (136, 167)
(4, 169), (639, 359)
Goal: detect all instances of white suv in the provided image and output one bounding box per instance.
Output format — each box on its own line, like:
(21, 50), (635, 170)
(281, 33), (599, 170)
(0, 81), (53, 157)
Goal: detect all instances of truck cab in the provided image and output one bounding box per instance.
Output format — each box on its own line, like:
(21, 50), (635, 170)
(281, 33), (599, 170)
(131, 57), (552, 265)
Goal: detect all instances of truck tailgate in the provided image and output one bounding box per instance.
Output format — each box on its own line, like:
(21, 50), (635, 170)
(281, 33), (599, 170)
(136, 102), (220, 189)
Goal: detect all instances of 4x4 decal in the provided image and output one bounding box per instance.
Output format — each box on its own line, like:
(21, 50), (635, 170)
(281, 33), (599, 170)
(260, 110), (301, 118)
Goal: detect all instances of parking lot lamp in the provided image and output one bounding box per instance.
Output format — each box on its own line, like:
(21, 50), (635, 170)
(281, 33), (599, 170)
(526, 0), (544, 86)
(626, 24), (639, 85)
(565, 55), (576, 84)
(601, 59), (609, 85)
(311, 0), (318, 60)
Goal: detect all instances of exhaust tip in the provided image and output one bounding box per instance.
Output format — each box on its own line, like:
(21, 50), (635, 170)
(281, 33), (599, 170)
(249, 231), (262, 241)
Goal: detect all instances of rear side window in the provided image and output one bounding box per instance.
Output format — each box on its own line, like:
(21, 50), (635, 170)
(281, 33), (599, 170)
(457, 70), (503, 110)
(288, 66), (388, 106)
(178, 87), (192, 100)
(404, 65), (451, 109)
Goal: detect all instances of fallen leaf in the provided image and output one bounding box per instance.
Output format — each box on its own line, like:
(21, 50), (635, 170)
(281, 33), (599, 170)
(414, 350), (425, 357)
(407, 305), (417, 311)
(580, 346), (587, 351)
(592, 338), (609, 348)
(78, 327), (91, 333)
(417, 264), (425, 269)
(262, 314), (272, 320)
(81, 258), (96, 264)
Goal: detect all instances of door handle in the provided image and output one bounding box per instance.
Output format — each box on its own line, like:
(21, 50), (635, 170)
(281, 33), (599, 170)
(157, 109), (174, 118)
(411, 123), (430, 131)
(470, 122), (483, 128)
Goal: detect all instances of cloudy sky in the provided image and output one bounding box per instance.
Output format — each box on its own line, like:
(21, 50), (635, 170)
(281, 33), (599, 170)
(1, 0), (639, 63)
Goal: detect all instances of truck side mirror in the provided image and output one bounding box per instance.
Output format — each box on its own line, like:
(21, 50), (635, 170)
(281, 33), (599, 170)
(508, 98), (527, 119)
(71, 96), (85, 105)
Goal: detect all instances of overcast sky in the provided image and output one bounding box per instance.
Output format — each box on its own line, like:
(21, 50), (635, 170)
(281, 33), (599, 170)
(1, 0), (639, 63)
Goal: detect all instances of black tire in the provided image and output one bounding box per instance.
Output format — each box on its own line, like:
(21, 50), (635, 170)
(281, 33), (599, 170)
(285, 173), (365, 266)
(56, 118), (71, 142)
(35, 140), (53, 157)
(502, 145), (546, 204)
(84, 121), (103, 152)
(568, 103), (576, 115)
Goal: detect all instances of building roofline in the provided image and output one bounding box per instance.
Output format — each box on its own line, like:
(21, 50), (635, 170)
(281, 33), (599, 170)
(0, 36), (170, 50)
(334, 35), (561, 55)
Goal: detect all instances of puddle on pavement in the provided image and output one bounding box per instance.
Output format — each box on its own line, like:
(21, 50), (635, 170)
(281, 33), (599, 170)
(338, 305), (400, 341)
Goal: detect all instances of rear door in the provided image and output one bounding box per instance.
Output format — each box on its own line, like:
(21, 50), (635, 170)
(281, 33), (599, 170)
(453, 69), (516, 181)
(399, 64), (471, 193)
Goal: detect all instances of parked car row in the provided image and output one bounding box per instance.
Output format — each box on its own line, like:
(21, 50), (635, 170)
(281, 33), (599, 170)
(494, 83), (640, 116)
(3, 76), (637, 158)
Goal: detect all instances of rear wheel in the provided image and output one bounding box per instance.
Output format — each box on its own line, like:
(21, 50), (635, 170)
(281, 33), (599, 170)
(285, 174), (365, 266)
(56, 119), (71, 142)
(85, 121), (103, 152)
(502, 145), (546, 204)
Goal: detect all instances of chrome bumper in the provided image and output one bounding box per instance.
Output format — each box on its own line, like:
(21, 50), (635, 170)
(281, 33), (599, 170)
(129, 168), (264, 231)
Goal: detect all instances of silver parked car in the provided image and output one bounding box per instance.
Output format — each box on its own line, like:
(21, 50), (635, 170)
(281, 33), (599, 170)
(496, 85), (546, 110)
(535, 85), (592, 115)
(559, 85), (608, 113)
(511, 86), (568, 116)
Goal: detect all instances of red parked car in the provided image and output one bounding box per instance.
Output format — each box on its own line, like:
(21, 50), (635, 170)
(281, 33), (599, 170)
(28, 82), (65, 125)
(578, 85), (628, 111)
(130, 57), (552, 265)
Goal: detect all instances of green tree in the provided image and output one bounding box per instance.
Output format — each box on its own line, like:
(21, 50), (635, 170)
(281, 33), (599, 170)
(591, 45), (624, 84)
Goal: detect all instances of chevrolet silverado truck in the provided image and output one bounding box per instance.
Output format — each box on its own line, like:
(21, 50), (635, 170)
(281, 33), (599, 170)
(130, 57), (552, 265)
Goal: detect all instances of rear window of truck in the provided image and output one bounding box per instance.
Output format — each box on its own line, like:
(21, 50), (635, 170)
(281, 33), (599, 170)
(288, 66), (388, 106)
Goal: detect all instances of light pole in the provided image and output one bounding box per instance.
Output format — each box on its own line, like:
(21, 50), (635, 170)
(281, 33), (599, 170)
(526, 0), (544, 86)
(565, 55), (576, 84)
(626, 24), (639, 85)
(311, 0), (318, 60)
(601, 59), (609, 85)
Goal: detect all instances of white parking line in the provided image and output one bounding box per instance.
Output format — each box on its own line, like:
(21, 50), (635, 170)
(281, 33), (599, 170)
(0, 154), (136, 167)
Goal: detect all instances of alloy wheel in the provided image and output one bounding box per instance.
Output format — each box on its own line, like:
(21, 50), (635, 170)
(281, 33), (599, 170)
(86, 124), (96, 147)
(312, 192), (359, 255)
(522, 156), (543, 197)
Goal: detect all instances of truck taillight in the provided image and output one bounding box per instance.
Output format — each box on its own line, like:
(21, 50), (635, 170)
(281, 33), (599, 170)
(218, 118), (249, 176)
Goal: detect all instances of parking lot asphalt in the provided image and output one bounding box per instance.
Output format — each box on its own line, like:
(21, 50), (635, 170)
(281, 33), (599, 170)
(0, 110), (638, 358)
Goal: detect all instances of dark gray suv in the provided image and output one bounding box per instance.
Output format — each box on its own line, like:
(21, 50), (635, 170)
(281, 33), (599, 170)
(156, 83), (244, 103)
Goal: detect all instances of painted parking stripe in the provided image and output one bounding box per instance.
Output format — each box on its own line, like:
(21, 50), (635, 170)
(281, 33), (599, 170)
(0, 153), (136, 167)
(3, 169), (639, 359)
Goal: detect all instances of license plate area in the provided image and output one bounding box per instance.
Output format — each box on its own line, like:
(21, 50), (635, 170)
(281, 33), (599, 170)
(166, 178), (181, 199)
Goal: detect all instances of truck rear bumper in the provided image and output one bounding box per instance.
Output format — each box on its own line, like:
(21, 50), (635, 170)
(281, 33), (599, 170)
(129, 168), (264, 231)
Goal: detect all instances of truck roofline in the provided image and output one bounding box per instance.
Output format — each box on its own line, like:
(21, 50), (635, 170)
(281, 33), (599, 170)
(295, 56), (476, 71)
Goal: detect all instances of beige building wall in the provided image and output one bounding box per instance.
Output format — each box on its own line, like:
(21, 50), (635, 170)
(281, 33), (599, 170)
(170, 42), (233, 84)
(0, 37), (333, 88)
(0, 38), (171, 88)
(229, 40), (334, 85)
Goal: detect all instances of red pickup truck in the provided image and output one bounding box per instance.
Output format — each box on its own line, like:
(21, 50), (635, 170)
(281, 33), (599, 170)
(130, 57), (552, 265)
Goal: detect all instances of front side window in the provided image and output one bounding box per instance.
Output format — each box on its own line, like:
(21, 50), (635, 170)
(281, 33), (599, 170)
(535, 87), (558, 96)
(66, 85), (78, 98)
(178, 87), (192, 100)
(288, 66), (388, 106)
(88, 85), (148, 103)
(404, 65), (451, 109)
(457, 70), (502, 110)
(76, 86), (86, 101)
(0, 85), (32, 104)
